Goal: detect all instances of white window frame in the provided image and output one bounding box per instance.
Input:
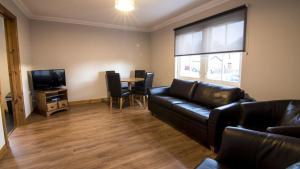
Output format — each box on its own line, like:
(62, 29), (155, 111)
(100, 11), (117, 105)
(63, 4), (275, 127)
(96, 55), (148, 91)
(175, 52), (244, 87)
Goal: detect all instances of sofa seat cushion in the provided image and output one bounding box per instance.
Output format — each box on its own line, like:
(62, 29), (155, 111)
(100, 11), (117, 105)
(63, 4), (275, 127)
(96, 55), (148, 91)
(172, 103), (210, 125)
(169, 79), (197, 100)
(150, 95), (187, 108)
(192, 82), (244, 108)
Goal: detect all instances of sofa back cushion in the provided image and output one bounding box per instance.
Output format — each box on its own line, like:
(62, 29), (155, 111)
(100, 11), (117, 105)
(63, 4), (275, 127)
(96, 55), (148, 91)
(264, 101), (300, 138)
(267, 126), (300, 138)
(192, 82), (244, 108)
(169, 79), (197, 100)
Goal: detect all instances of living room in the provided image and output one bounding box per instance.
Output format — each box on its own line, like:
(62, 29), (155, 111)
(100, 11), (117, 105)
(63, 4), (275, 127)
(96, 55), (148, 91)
(0, 0), (299, 169)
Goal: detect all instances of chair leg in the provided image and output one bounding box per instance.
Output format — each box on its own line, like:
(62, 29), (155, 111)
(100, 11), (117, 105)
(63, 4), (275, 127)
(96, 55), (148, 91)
(132, 94), (134, 107)
(120, 97), (123, 112)
(128, 95), (132, 107)
(109, 96), (112, 112)
(143, 96), (146, 109)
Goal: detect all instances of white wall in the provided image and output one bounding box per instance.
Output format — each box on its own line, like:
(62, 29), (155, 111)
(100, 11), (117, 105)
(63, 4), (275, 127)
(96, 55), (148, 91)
(150, 0), (300, 101)
(0, 17), (10, 111)
(0, 0), (33, 118)
(30, 21), (151, 101)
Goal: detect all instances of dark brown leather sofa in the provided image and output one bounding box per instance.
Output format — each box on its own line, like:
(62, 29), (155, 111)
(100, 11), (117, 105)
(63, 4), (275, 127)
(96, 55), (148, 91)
(148, 79), (251, 150)
(195, 127), (300, 169)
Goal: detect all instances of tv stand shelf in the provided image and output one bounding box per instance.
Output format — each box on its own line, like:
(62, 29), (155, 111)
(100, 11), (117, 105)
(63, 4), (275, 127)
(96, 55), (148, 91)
(35, 88), (69, 117)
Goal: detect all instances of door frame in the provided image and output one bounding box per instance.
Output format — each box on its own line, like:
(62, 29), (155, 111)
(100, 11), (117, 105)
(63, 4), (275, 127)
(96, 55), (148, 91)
(0, 2), (26, 143)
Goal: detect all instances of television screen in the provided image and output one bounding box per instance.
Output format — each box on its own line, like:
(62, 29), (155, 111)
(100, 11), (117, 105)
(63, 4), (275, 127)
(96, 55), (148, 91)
(31, 69), (66, 90)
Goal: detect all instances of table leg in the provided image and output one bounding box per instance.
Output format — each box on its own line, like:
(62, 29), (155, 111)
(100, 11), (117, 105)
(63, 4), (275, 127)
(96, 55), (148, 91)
(128, 82), (132, 91)
(128, 82), (134, 107)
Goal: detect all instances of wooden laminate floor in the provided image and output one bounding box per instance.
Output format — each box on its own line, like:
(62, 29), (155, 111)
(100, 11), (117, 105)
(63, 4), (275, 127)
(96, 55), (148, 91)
(0, 103), (214, 169)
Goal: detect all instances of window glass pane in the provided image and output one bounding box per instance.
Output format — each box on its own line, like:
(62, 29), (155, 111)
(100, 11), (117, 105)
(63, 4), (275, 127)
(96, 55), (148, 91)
(192, 31), (203, 53)
(182, 34), (193, 54)
(206, 52), (242, 83)
(175, 7), (246, 56)
(176, 29), (203, 55)
(207, 54), (223, 80)
(176, 53), (242, 86)
(177, 56), (201, 78)
(227, 21), (244, 50)
(211, 25), (226, 51)
(222, 53), (242, 82)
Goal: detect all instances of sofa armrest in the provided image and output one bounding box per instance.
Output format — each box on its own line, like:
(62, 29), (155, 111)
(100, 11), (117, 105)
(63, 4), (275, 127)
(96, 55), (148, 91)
(208, 102), (242, 151)
(216, 127), (266, 168)
(147, 86), (169, 96)
(242, 92), (256, 102)
(240, 100), (290, 130)
(216, 127), (300, 169)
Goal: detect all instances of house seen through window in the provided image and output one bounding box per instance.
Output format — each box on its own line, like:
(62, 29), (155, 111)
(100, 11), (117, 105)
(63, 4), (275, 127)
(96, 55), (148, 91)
(176, 52), (242, 86)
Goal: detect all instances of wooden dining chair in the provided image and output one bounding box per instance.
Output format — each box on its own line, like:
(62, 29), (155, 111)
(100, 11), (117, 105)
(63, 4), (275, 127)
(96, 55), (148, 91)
(105, 71), (116, 100)
(106, 73), (131, 111)
(133, 72), (154, 108)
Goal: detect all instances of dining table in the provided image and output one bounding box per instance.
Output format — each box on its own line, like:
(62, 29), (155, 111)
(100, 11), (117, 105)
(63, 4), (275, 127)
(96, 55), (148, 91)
(121, 77), (144, 90)
(121, 77), (144, 107)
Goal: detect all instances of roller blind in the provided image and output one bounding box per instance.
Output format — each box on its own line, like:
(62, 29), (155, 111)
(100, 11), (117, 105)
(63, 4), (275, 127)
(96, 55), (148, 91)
(175, 6), (247, 57)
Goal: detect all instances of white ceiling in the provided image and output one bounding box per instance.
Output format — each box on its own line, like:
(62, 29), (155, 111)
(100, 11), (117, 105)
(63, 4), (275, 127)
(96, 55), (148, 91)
(13, 0), (230, 32)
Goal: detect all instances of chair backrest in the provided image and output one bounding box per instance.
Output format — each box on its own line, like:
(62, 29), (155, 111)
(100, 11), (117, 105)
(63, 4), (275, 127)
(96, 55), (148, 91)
(144, 72), (154, 91)
(240, 100), (293, 131)
(105, 71), (116, 96)
(135, 70), (146, 87)
(135, 70), (146, 78)
(106, 73), (122, 97)
(106, 70), (115, 75)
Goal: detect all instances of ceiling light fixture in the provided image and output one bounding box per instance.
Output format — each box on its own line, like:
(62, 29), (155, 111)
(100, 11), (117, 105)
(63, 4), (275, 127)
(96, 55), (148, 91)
(115, 0), (135, 12)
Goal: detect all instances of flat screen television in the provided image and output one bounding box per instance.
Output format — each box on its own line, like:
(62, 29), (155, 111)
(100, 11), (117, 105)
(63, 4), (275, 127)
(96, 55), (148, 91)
(31, 69), (66, 90)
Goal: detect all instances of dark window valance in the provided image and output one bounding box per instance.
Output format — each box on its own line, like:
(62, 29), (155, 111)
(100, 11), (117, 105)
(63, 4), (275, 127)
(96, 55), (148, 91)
(175, 6), (247, 57)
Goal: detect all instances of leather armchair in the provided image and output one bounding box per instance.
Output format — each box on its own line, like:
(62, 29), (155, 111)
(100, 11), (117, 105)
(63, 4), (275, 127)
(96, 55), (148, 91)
(240, 100), (300, 138)
(196, 127), (300, 169)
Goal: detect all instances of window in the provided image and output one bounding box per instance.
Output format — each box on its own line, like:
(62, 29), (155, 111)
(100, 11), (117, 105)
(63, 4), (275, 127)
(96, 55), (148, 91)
(207, 52), (242, 83)
(174, 6), (247, 86)
(177, 55), (201, 79)
(176, 52), (242, 86)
